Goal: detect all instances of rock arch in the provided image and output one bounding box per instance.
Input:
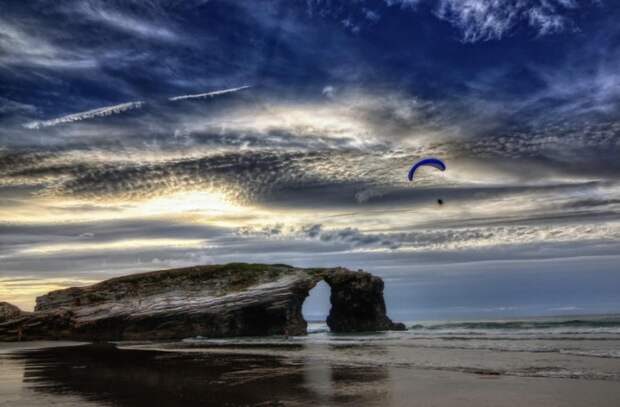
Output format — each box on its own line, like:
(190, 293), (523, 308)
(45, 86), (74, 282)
(0, 264), (404, 341)
(293, 268), (405, 334)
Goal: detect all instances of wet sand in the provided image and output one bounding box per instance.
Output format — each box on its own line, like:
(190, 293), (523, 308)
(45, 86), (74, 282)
(1, 342), (620, 406)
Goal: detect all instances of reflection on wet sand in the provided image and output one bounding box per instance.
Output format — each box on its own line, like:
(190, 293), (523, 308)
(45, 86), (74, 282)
(8, 344), (389, 406)
(302, 343), (391, 405)
(5, 341), (620, 407)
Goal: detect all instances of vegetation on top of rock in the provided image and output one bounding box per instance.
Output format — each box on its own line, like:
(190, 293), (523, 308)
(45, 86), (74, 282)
(35, 263), (299, 311)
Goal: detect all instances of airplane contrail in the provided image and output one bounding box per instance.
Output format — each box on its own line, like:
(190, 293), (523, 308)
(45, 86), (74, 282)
(168, 85), (252, 101)
(23, 85), (252, 129)
(24, 101), (145, 129)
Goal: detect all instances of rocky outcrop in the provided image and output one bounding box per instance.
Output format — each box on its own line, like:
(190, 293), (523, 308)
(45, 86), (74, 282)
(0, 263), (404, 341)
(0, 302), (23, 323)
(325, 271), (406, 332)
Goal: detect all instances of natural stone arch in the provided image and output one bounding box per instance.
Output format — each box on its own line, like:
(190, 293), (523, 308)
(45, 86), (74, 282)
(295, 268), (405, 334)
(0, 264), (404, 342)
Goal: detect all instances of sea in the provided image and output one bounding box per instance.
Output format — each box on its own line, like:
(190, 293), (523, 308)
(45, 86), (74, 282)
(2, 314), (620, 406)
(171, 314), (620, 380)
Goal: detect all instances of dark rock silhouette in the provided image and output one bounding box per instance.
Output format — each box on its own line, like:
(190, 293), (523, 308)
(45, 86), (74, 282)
(0, 263), (404, 341)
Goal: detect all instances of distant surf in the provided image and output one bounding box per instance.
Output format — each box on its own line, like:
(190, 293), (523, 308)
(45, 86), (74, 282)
(409, 316), (620, 331)
(173, 315), (620, 365)
(407, 316), (620, 337)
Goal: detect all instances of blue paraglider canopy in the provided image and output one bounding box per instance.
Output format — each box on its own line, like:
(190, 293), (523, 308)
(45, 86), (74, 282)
(407, 158), (446, 181)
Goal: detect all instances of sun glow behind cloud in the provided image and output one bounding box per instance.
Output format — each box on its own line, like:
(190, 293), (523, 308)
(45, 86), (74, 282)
(0, 277), (99, 311)
(138, 190), (243, 216)
(15, 238), (206, 256)
(1, 0), (619, 316)
(1, 188), (252, 223)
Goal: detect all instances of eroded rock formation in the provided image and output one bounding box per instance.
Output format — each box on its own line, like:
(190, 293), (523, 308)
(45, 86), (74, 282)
(325, 271), (406, 332)
(0, 302), (23, 323)
(0, 263), (404, 341)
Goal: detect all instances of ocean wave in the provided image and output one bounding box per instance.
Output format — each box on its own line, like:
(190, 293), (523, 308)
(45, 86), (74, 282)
(436, 366), (618, 381)
(506, 367), (619, 381)
(395, 341), (620, 358)
(409, 318), (620, 331)
(559, 349), (620, 359)
(406, 334), (620, 339)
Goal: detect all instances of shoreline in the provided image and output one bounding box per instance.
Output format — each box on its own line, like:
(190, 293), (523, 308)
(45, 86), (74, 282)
(2, 341), (620, 406)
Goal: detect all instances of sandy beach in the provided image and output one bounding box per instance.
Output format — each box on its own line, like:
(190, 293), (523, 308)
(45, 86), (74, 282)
(2, 332), (620, 407)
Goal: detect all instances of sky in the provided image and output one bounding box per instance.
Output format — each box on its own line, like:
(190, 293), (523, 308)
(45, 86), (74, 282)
(1, 0), (619, 319)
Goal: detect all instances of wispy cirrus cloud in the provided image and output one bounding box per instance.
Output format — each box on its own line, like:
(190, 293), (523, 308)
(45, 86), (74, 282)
(0, 18), (98, 69)
(313, 0), (590, 41)
(432, 0), (582, 42)
(396, 0), (587, 41)
(0, 97), (36, 117)
(74, 1), (180, 42)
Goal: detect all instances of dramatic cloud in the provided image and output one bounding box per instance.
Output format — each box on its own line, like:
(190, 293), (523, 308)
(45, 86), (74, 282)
(1, 0), (618, 315)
